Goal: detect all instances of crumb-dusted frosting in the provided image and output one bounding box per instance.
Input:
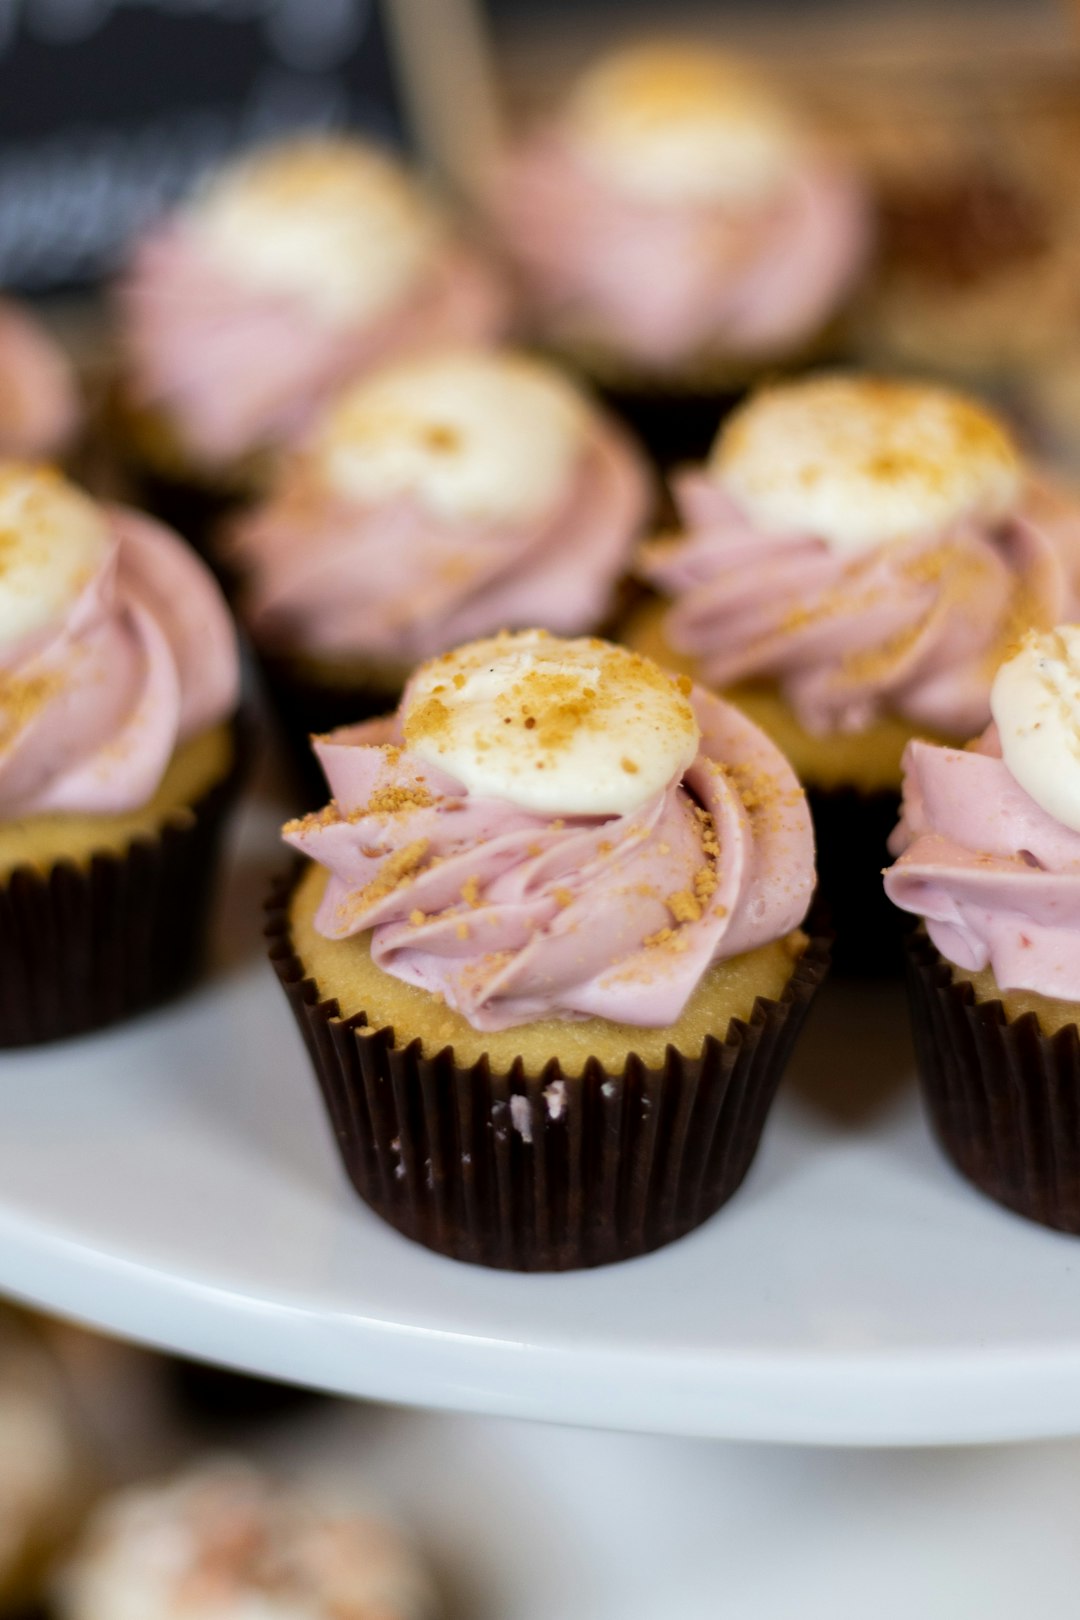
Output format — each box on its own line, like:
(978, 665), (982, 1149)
(59, 1459), (437, 1620)
(639, 374), (1080, 739)
(884, 636), (1080, 1001)
(490, 42), (869, 370)
(712, 375), (1021, 554)
(564, 43), (799, 205)
(187, 140), (444, 328)
(310, 351), (590, 524)
(283, 631), (813, 1032)
(0, 463), (238, 817)
(989, 625), (1080, 833)
(227, 352), (650, 665)
(117, 136), (508, 468)
(0, 300), (81, 460)
(404, 633), (699, 815)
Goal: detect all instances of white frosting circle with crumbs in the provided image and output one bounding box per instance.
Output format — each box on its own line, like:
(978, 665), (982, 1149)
(991, 625), (1080, 832)
(564, 43), (799, 205)
(713, 375), (1023, 554)
(312, 351), (591, 524)
(403, 631), (701, 816)
(59, 1459), (437, 1620)
(187, 137), (444, 328)
(0, 463), (111, 650)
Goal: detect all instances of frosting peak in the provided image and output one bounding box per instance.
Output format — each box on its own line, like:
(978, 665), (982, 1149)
(713, 375), (1022, 555)
(187, 136), (443, 326)
(313, 351), (590, 523)
(403, 632), (699, 815)
(565, 43), (798, 205)
(0, 464), (112, 651)
(991, 624), (1080, 833)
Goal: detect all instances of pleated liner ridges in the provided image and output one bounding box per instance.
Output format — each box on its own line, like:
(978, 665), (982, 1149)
(905, 930), (1080, 1234)
(0, 722), (246, 1048)
(267, 868), (830, 1270)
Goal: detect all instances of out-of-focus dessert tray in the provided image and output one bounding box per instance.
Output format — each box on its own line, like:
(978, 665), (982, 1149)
(2, 743), (1080, 1450)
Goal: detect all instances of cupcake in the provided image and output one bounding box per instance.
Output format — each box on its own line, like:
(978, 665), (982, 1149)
(0, 296), (81, 460)
(0, 1308), (93, 1614)
(886, 625), (1080, 1232)
(113, 135), (509, 535)
(268, 630), (827, 1270)
(225, 348), (652, 789)
(490, 41), (870, 461)
(59, 1458), (439, 1620)
(630, 373), (1080, 971)
(0, 462), (241, 1044)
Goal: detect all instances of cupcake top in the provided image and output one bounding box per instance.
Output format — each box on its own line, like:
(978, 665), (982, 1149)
(0, 299), (81, 460)
(118, 136), (508, 469)
(885, 625), (1080, 1000)
(284, 630), (814, 1032)
(0, 463), (238, 817)
(639, 374), (1080, 739)
(491, 41), (869, 373)
(60, 1458), (437, 1620)
(228, 350), (651, 667)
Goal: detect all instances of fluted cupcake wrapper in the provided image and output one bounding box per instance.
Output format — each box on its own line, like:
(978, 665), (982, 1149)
(267, 867), (830, 1271)
(905, 930), (1080, 1234)
(807, 782), (909, 977)
(0, 720), (247, 1048)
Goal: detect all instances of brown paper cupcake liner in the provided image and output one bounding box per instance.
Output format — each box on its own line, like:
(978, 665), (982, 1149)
(905, 930), (1080, 1233)
(808, 783), (909, 977)
(0, 719), (247, 1048)
(267, 866), (830, 1270)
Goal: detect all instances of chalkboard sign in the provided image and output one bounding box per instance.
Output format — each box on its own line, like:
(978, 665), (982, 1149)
(0, 0), (406, 291)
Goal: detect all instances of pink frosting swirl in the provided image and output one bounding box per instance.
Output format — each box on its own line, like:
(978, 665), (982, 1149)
(491, 134), (869, 370)
(117, 229), (507, 469)
(0, 300), (80, 459)
(0, 505), (239, 817)
(641, 472), (1080, 738)
(885, 729), (1080, 999)
(284, 686), (814, 1032)
(229, 413), (651, 664)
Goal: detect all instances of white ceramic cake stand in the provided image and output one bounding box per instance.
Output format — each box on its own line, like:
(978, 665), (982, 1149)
(2, 762), (1080, 1449)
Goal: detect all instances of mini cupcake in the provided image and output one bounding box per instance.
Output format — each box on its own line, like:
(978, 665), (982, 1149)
(0, 462), (241, 1044)
(490, 42), (870, 460)
(59, 1458), (439, 1620)
(0, 1308), (93, 1614)
(269, 630), (827, 1270)
(114, 135), (509, 533)
(886, 625), (1080, 1232)
(225, 348), (652, 786)
(631, 373), (1080, 970)
(0, 296), (81, 460)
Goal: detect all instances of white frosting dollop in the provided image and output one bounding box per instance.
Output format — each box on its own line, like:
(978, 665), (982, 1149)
(564, 43), (799, 206)
(187, 137), (444, 328)
(60, 1459), (436, 1620)
(713, 375), (1023, 555)
(0, 463), (112, 650)
(991, 625), (1080, 832)
(313, 351), (590, 524)
(403, 631), (700, 816)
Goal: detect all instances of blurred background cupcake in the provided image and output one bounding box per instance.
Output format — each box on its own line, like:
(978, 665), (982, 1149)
(886, 624), (1080, 1233)
(271, 630), (827, 1269)
(112, 135), (510, 544)
(0, 297), (81, 463)
(58, 1457), (440, 1620)
(629, 372), (1080, 971)
(489, 39), (871, 463)
(224, 348), (652, 795)
(0, 462), (242, 1044)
